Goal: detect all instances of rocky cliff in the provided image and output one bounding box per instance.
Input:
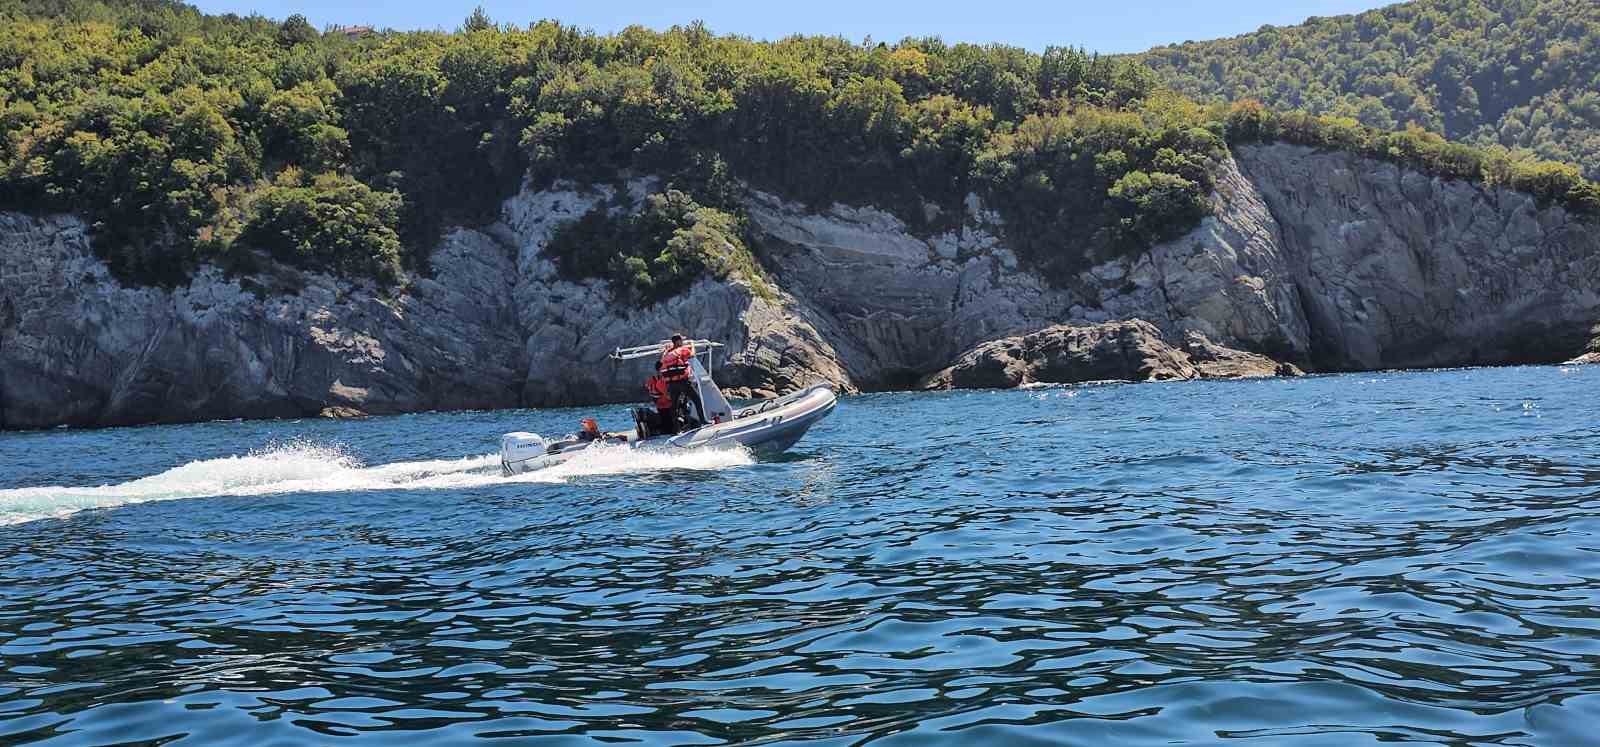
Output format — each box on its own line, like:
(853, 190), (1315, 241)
(0, 213), (527, 428)
(3, 143), (1597, 429)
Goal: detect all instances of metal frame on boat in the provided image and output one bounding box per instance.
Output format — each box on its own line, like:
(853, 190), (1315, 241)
(500, 339), (837, 475)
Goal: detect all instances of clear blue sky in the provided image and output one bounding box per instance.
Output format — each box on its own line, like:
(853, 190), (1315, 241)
(188, 0), (1397, 54)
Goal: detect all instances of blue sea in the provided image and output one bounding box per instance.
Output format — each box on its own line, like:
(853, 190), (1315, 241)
(3, 366), (1599, 745)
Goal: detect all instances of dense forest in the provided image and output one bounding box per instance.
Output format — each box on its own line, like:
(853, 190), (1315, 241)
(1, 0), (1596, 298)
(1139, 0), (1600, 178)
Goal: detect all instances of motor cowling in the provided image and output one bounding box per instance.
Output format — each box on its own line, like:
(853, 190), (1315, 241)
(500, 432), (548, 474)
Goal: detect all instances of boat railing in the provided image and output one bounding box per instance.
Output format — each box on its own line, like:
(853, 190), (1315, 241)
(611, 339), (734, 424)
(609, 340), (724, 362)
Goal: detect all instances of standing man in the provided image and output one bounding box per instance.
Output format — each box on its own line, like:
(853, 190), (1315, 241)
(659, 334), (704, 430)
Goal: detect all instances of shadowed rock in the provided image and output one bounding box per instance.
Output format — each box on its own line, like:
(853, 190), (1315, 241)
(0, 213), (527, 429)
(1181, 331), (1304, 379)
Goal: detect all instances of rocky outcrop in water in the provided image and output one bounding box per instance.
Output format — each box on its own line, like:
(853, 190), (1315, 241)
(1567, 325), (1600, 365)
(917, 320), (1297, 390)
(3, 142), (1597, 429)
(1180, 330), (1304, 379)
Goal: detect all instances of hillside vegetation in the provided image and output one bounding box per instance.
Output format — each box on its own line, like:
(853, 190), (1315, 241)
(1, 0), (1596, 297)
(1139, 0), (1600, 177)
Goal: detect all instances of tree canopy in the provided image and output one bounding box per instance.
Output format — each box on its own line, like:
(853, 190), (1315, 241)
(0, 0), (1594, 293)
(1138, 0), (1600, 178)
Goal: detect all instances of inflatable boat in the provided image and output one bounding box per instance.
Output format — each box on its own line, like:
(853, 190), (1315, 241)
(500, 340), (837, 475)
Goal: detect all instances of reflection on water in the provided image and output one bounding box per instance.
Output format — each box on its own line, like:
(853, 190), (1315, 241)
(2, 366), (1599, 744)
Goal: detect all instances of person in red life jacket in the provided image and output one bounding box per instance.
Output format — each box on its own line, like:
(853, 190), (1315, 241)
(644, 361), (675, 434)
(659, 333), (704, 430)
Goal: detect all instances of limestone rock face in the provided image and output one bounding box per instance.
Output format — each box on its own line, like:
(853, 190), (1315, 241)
(498, 182), (854, 407)
(1079, 150), (1310, 361)
(1056, 146), (1600, 372)
(1233, 144), (1600, 370)
(918, 320), (1297, 390)
(4, 141), (1598, 429)
(0, 213), (524, 429)
(746, 190), (1072, 388)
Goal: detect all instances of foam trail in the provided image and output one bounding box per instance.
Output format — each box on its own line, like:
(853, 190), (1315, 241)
(511, 441), (755, 484)
(0, 440), (754, 525)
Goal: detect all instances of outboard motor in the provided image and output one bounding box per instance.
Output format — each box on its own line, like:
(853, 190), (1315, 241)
(500, 432), (548, 476)
(633, 407), (666, 439)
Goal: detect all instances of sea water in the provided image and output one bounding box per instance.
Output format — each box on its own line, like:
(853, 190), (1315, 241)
(1, 366), (1598, 744)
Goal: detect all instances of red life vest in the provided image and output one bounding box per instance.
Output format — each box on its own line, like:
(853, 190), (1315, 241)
(645, 376), (672, 409)
(659, 344), (694, 382)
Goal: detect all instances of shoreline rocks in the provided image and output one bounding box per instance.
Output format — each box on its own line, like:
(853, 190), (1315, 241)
(918, 320), (1299, 391)
(1566, 328), (1600, 365)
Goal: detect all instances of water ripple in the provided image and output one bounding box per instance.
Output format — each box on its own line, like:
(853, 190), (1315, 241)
(1, 366), (1599, 744)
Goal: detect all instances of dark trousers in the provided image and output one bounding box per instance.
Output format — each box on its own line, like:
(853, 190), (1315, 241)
(667, 379), (704, 429)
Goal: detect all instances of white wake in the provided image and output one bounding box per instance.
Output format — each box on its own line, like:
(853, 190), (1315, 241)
(0, 440), (754, 525)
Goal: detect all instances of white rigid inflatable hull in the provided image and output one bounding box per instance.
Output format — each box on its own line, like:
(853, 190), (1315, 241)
(501, 384), (837, 475)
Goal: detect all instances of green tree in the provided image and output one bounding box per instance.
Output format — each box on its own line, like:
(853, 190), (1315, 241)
(1138, 0), (1600, 177)
(462, 6), (494, 33)
(276, 13), (316, 47)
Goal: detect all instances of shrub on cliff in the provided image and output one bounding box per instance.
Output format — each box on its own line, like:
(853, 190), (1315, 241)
(1108, 170), (1209, 244)
(1225, 101), (1600, 216)
(238, 173), (404, 285)
(544, 189), (768, 304)
(975, 92), (1224, 279)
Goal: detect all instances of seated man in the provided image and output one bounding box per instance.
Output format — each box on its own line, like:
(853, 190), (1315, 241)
(644, 363), (676, 434)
